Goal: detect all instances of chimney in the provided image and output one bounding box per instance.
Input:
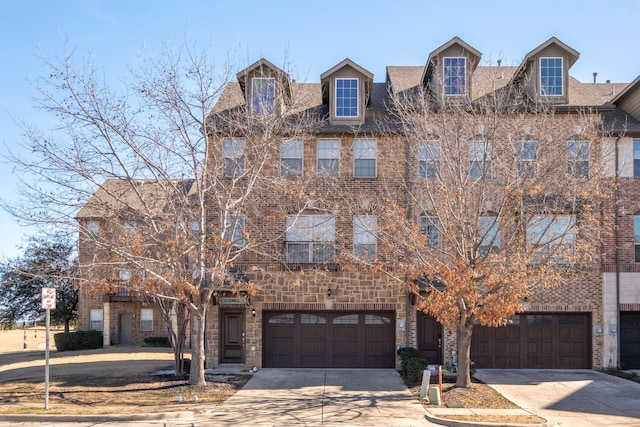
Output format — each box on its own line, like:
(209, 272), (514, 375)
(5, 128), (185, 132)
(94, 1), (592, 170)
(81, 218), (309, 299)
(497, 59), (502, 67)
(593, 72), (598, 84)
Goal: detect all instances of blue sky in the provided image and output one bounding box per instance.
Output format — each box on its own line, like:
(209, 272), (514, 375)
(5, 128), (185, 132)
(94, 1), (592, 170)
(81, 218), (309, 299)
(1, 0), (639, 259)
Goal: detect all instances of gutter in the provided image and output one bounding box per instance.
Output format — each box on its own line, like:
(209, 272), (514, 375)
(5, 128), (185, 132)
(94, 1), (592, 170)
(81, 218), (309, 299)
(614, 136), (621, 368)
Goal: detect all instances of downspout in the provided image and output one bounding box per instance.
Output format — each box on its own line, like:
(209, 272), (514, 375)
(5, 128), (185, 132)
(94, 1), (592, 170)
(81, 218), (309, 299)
(614, 136), (621, 368)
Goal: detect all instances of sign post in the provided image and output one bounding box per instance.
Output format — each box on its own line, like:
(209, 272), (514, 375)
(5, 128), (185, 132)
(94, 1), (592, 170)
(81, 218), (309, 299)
(41, 287), (56, 410)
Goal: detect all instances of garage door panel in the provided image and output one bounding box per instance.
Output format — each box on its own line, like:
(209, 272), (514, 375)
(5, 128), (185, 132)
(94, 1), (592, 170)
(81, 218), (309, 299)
(471, 313), (590, 369)
(263, 311), (395, 368)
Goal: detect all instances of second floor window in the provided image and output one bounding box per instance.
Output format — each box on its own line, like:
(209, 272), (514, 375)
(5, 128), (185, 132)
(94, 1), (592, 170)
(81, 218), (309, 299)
(470, 140), (492, 179)
(420, 215), (440, 248)
(635, 215), (640, 262)
(540, 57), (563, 96)
(223, 139), (246, 177)
(286, 215), (335, 263)
(443, 57), (466, 95)
(527, 215), (576, 262)
(252, 77), (275, 115)
(280, 139), (303, 176)
(336, 78), (358, 117)
(419, 140), (441, 178)
(479, 216), (500, 253)
(567, 140), (589, 178)
(354, 139), (377, 178)
(634, 140), (640, 177)
(223, 214), (245, 247)
(317, 139), (340, 177)
(516, 140), (538, 179)
(353, 215), (377, 260)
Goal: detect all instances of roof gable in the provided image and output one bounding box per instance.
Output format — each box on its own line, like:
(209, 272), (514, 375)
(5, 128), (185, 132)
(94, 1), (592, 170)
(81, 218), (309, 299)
(512, 37), (579, 83)
(320, 58), (374, 107)
(236, 58), (292, 100)
(422, 36), (482, 87)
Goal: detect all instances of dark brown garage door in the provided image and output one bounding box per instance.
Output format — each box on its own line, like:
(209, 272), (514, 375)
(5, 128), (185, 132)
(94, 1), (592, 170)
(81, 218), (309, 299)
(621, 312), (640, 369)
(471, 313), (591, 369)
(263, 311), (395, 368)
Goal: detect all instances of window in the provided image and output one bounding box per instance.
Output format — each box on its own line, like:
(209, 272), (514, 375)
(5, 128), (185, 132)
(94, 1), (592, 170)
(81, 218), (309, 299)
(527, 215), (576, 261)
(286, 215), (335, 263)
(335, 78), (358, 117)
(540, 57), (563, 96)
(516, 140), (537, 178)
(118, 269), (132, 281)
(567, 140), (589, 178)
(90, 309), (103, 331)
(470, 140), (492, 179)
(317, 139), (340, 177)
(140, 308), (153, 332)
(443, 57), (466, 95)
(420, 215), (440, 247)
(634, 140), (640, 177)
(635, 215), (640, 262)
(86, 221), (99, 235)
(419, 140), (441, 178)
(354, 139), (377, 178)
(190, 221), (200, 238)
(223, 214), (245, 247)
(479, 216), (500, 253)
(280, 139), (303, 176)
(222, 139), (245, 177)
(252, 77), (275, 116)
(353, 215), (377, 260)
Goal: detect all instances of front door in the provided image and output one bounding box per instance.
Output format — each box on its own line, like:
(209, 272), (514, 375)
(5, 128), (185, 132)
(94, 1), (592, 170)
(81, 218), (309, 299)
(417, 312), (442, 365)
(220, 309), (245, 363)
(120, 314), (132, 345)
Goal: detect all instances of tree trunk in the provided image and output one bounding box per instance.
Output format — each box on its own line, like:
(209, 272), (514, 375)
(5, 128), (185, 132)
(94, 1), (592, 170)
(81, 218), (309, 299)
(64, 319), (70, 333)
(189, 307), (207, 386)
(455, 321), (474, 388)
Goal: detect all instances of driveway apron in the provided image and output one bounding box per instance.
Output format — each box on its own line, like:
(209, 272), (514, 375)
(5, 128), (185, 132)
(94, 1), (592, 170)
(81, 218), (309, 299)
(204, 368), (431, 426)
(475, 369), (640, 426)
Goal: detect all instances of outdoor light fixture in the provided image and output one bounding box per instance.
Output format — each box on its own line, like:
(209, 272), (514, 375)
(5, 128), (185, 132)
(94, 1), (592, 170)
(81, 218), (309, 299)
(327, 288), (332, 297)
(251, 308), (256, 317)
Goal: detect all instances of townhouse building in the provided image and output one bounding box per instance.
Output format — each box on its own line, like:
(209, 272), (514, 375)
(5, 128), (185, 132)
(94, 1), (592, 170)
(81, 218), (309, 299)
(77, 36), (640, 371)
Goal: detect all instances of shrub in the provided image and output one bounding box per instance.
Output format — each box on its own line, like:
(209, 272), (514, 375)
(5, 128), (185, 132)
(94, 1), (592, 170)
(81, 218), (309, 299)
(406, 356), (428, 383)
(143, 336), (171, 347)
(397, 347), (422, 374)
(54, 330), (103, 351)
(470, 359), (477, 377)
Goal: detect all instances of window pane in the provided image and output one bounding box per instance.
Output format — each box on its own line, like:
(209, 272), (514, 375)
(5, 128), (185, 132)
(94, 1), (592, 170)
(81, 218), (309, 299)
(90, 309), (103, 331)
(223, 139), (246, 177)
(268, 313), (294, 324)
(252, 78), (275, 115)
(224, 214), (245, 246)
(318, 140), (340, 177)
(420, 216), (440, 247)
(336, 78), (358, 117)
(354, 140), (377, 178)
(540, 58), (563, 96)
(479, 216), (499, 251)
(634, 141), (640, 177)
(301, 314), (327, 324)
(419, 140), (440, 178)
(140, 308), (153, 332)
(281, 140), (303, 176)
(333, 314), (358, 324)
(567, 141), (589, 178)
(444, 57), (466, 95)
(354, 216), (377, 244)
(470, 141), (492, 179)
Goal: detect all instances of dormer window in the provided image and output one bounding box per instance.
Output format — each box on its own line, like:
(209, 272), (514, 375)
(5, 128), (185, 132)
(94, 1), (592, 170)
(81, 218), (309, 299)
(335, 78), (359, 117)
(443, 57), (466, 95)
(252, 77), (275, 115)
(540, 57), (563, 96)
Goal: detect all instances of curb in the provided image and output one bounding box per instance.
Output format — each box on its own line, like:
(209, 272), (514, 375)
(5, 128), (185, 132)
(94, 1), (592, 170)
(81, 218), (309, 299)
(424, 410), (553, 427)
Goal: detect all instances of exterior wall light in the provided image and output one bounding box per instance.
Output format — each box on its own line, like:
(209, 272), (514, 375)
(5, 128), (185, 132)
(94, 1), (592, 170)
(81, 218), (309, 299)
(251, 308), (256, 317)
(327, 288), (332, 297)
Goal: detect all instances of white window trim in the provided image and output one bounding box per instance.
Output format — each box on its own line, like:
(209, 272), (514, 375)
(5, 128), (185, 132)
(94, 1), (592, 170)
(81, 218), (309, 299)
(354, 139), (377, 178)
(317, 139), (340, 177)
(251, 77), (276, 116)
(419, 140), (441, 179)
(335, 78), (359, 118)
(280, 139), (304, 176)
(90, 309), (104, 332)
(353, 215), (377, 260)
(443, 57), (466, 96)
(539, 57), (564, 97)
(140, 308), (153, 332)
(222, 139), (246, 177)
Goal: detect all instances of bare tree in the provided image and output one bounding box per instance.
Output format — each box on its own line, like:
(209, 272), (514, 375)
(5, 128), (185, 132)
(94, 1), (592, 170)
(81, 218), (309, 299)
(358, 66), (606, 387)
(7, 43), (319, 385)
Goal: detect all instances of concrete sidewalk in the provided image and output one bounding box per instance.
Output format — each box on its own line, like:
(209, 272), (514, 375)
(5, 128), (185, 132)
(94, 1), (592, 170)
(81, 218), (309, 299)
(475, 369), (640, 427)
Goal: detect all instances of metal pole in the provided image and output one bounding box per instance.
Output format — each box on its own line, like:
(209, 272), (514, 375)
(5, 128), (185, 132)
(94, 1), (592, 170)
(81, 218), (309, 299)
(45, 308), (50, 409)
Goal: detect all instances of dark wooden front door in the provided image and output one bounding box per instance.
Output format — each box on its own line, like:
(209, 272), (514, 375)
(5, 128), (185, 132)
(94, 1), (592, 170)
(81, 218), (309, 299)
(220, 310), (245, 363)
(417, 312), (442, 365)
(621, 312), (640, 369)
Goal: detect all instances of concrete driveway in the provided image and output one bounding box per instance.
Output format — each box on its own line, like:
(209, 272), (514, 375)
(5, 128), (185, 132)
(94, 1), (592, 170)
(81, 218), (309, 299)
(475, 369), (640, 426)
(202, 368), (431, 426)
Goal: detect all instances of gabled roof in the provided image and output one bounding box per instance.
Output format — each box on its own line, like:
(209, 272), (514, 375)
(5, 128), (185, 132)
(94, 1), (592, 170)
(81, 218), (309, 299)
(236, 57), (292, 100)
(512, 37), (580, 83)
(422, 36), (482, 86)
(610, 74), (640, 105)
(320, 58), (374, 107)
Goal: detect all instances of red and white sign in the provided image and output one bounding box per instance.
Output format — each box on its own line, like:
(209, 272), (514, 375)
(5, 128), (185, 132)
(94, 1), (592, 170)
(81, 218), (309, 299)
(41, 287), (56, 310)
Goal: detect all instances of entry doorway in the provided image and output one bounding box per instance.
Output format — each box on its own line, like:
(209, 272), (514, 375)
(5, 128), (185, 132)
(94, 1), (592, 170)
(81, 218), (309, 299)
(220, 309), (245, 364)
(119, 314), (133, 345)
(417, 312), (442, 365)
